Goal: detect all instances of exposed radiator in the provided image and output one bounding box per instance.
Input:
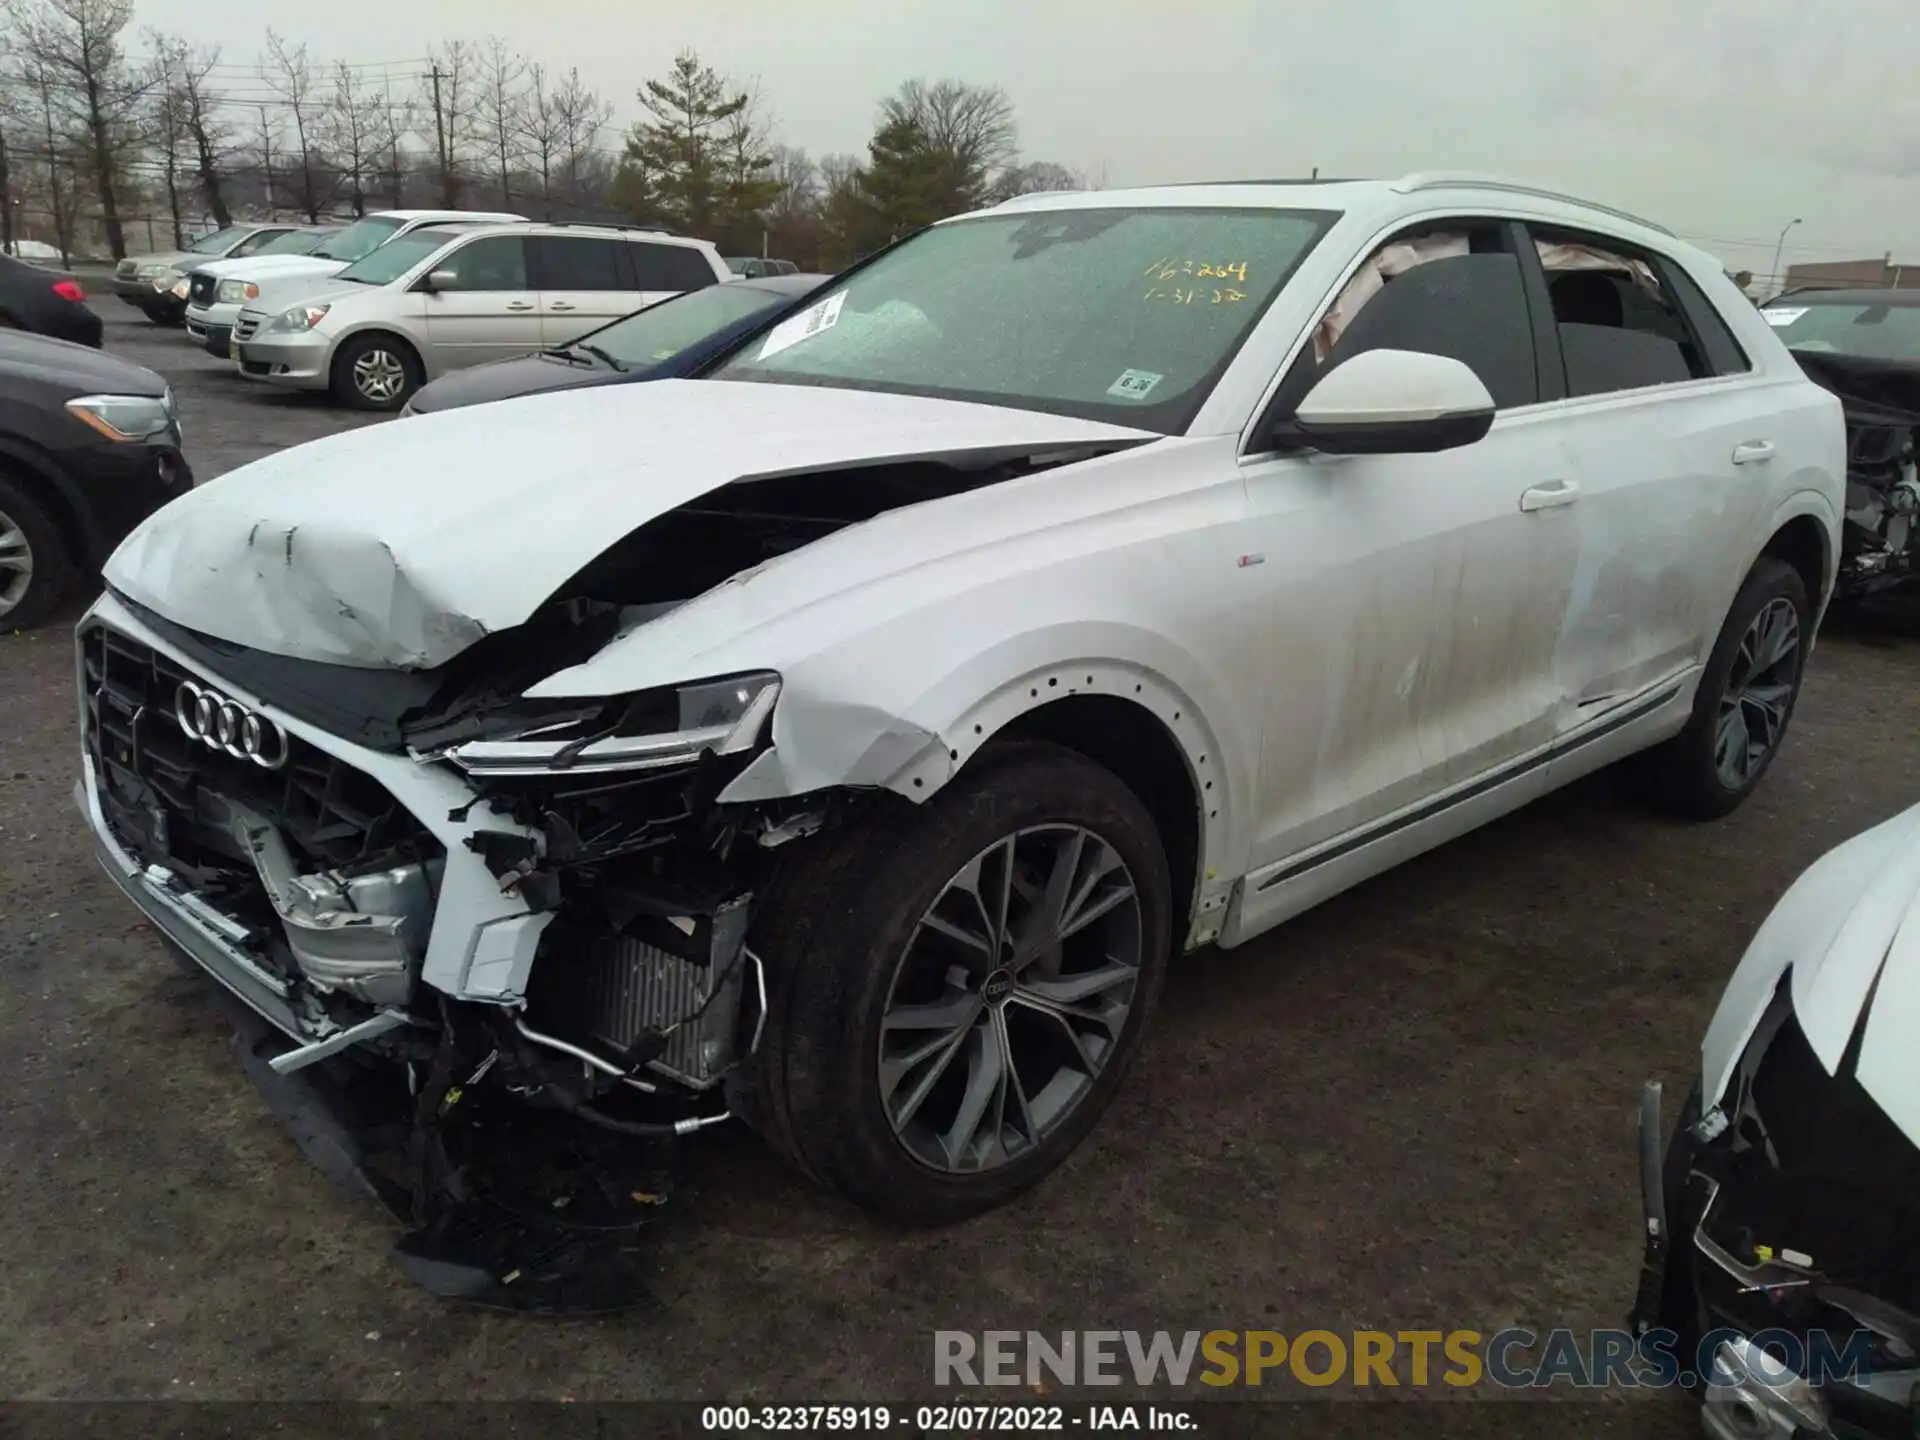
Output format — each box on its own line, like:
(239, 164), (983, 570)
(584, 901), (750, 1089)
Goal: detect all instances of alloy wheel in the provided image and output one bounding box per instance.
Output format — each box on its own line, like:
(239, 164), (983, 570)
(352, 348), (407, 403)
(1714, 596), (1800, 789)
(877, 824), (1144, 1174)
(0, 506), (34, 620)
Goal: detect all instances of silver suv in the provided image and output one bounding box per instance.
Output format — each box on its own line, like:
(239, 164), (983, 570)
(232, 222), (733, 410)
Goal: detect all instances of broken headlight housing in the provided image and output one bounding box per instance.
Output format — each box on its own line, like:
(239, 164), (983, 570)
(440, 672), (780, 776)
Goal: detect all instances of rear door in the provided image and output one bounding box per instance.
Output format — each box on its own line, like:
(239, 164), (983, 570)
(531, 235), (641, 346)
(1514, 224), (1780, 727)
(420, 234), (540, 369)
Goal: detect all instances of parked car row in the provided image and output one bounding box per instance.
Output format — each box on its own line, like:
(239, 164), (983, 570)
(109, 208), (766, 411)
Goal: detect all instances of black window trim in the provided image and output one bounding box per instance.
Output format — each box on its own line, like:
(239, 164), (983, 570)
(1246, 213), (1549, 457)
(1515, 220), (1734, 402)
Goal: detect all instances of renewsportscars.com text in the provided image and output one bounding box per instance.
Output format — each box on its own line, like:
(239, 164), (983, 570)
(934, 1328), (1876, 1390)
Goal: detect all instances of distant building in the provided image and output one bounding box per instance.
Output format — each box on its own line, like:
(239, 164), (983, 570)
(1781, 257), (1920, 293)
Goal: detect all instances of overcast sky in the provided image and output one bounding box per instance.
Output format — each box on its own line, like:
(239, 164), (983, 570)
(137, 0), (1920, 282)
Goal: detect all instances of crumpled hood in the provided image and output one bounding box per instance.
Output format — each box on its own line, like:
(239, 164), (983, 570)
(104, 379), (1152, 669)
(1702, 801), (1920, 1144)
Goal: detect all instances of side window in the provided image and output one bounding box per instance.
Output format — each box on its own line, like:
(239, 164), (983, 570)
(631, 242), (721, 292)
(1306, 229), (1539, 409)
(1659, 262), (1752, 376)
(436, 236), (528, 291)
(1531, 230), (1708, 397)
(230, 228), (285, 258)
(533, 236), (627, 291)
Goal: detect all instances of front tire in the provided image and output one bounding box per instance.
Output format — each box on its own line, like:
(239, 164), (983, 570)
(0, 474), (76, 630)
(1635, 557), (1809, 819)
(746, 742), (1173, 1224)
(330, 334), (421, 412)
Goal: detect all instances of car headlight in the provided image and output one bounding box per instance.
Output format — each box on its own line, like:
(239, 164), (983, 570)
(165, 276), (189, 298)
(66, 392), (175, 443)
(270, 303), (331, 333)
(135, 262), (169, 279)
(439, 672), (781, 775)
(153, 268), (183, 291)
(216, 279), (260, 304)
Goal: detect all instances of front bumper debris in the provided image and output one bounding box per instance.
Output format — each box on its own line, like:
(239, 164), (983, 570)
(74, 591), (768, 1308)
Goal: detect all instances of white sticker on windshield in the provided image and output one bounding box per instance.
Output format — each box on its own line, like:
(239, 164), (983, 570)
(1762, 307), (1808, 327)
(756, 292), (846, 360)
(1107, 369), (1164, 401)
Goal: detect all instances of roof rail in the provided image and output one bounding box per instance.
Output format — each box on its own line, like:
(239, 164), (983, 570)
(1390, 172), (1675, 236)
(541, 219), (681, 237)
(991, 190), (1086, 210)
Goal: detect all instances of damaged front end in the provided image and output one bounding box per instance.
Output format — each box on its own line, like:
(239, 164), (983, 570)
(1633, 983), (1920, 1438)
(1795, 350), (1920, 599)
(75, 597), (824, 1313)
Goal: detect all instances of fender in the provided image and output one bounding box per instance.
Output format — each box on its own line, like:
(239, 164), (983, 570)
(1759, 483), (1842, 627)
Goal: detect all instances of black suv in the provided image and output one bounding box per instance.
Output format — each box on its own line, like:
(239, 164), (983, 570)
(0, 332), (192, 628)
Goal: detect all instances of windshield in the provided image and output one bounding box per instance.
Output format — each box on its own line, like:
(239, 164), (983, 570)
(188, 227), (245, 255)
(710, 206), (1334, 432)
(313, 216), (403, 262)
(258, 229), (336, 257)
(335, 231), (452, 286)
(1766, 300), (1920, 362)
(583, 284), (797, 367)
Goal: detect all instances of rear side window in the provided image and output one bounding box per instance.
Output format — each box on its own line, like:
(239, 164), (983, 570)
(1531, 231), (1714, 397)
(1319, 251), (1539, 409)
(533, 236), (628, 291)
(1660, 263), (1752, 375)
(631, 242), (720, 291)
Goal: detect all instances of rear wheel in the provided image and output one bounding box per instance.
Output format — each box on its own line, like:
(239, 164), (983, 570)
(1634, 558), (1809, 819)
(331, 334), (421, 411)
(745, 742), (1173, 1224)
(0, 474), (76, 630)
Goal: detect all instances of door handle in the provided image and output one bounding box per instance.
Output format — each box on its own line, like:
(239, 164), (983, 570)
(507, 300), (534, 311)
(1731, 440), (1776, 465)
(549, 301), (575, 312)
(1519, 479), (1581, 512)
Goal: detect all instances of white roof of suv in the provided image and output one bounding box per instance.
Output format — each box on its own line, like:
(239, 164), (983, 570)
(986, 171), (1684, 254)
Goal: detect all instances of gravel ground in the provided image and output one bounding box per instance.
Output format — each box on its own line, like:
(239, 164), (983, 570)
(3, 310), (1918, 1431)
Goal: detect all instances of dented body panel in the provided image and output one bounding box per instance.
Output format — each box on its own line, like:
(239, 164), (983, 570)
(102, 380), (1154, 670)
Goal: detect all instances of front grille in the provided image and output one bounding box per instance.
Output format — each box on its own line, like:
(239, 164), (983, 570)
(188, 273), (217, 307)
(81, 622), (436, 880)
(234, 313), (263, 342)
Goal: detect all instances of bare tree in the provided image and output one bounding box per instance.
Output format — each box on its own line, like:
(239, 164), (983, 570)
(516, 61), (562, 216)
(324, 61), (383, 217)
(549, 65), (610, 214)
(263, 30), (329, 221)
(765, 145), (817, 222)
(374, 78), (409, 209)
(7, 0), (151, 258)
(148, 34), (233, 227)
(990, 159), (1084, 201)
(473, 36), (524, 208)
(418, 40), (477, 207)
(145, 50), (188, 244)
(880, 78), (1017, 200)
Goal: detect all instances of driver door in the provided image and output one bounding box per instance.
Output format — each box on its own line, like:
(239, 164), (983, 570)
(1230, 222), (1579, 933)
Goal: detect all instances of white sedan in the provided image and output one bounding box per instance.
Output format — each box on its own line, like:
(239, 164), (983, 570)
(80, 174), (1843, 1242)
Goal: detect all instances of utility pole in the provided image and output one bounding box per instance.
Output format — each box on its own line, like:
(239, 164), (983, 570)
(384, 77), (404, 208)
(258, 104), (277, 217)
(424, 63), (452, 207)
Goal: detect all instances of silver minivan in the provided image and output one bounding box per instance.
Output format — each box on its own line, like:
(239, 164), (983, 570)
(233, 222), (733, 410)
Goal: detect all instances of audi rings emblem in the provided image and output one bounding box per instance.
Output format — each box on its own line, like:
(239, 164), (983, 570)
(174, 680), (291, 770)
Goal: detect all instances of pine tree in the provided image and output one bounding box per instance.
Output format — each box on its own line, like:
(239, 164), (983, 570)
(622, 51), (776, 239)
